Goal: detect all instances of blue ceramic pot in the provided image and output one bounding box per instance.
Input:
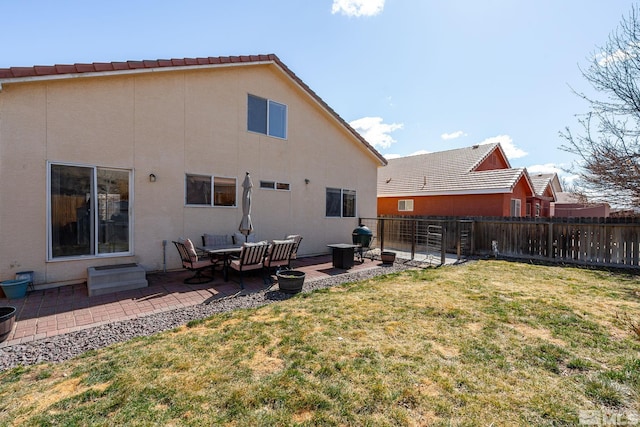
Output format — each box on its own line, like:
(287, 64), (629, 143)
(1, 279), (29, 299)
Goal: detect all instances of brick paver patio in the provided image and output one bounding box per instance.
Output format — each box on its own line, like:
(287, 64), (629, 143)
(0, 255), (384, 347)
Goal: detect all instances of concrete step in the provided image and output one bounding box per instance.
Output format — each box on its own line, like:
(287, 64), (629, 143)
(87, 264), (148, 297)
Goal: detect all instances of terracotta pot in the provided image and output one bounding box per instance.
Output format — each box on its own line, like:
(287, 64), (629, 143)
(381, 251), (396, 264)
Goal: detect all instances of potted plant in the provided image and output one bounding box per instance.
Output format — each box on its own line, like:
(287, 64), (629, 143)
(276, 270), (305, 294)
(0, 306), (16, 342)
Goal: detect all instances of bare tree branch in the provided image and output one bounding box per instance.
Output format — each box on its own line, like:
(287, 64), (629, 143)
(561, 5), (640, 208)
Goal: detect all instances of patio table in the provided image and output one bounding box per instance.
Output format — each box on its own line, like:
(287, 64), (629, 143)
(198, 244), (243, 281)
(327, 243), (358, 270)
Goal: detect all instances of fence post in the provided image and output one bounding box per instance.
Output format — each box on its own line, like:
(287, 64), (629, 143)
(411, 220), (416, 260)
(441, 226), (447, 265)
(547, 220), (553, 259)
(379, 219), (385, 252)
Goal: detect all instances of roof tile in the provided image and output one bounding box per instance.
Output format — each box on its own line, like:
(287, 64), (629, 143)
(378, 143), (529, 195)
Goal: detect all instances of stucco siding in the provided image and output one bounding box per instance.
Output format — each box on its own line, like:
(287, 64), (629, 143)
(0, 63), (379, 286)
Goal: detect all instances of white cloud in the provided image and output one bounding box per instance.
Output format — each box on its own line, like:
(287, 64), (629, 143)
(527, 163), (579, 187)
(409, 149), (430, 156)
(596, 42), (640, 66)
(479, 135), (527, 159)
(349, 116), (403, 149)
(384, 149), (428, 160)
(527, 163), (563, 175)
(331, 0), (384, 17)
(441, 130), (467, 140)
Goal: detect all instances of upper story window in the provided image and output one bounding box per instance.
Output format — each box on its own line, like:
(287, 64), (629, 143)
(326, 188), (356, 217)
(186, 174), (237, 207)
(398, 199), (414, 212)
(247, 94), (287, 139)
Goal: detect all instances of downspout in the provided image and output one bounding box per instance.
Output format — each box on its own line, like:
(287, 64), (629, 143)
(162, 240), (167, 273)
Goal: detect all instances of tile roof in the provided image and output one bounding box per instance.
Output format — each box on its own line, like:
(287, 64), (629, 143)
(378, 143), (531, 196)
(0, 54), (387, 166)
(529, 173), (555, 197)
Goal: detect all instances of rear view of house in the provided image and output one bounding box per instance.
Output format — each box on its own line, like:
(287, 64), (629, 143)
(377, 143), (537, 217)
(0, 54), (386, 288)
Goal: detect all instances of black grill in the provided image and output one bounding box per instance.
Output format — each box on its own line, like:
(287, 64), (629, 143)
(352, 224), (373, 247)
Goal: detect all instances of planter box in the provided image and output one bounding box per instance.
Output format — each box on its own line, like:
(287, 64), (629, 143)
(276, 270), (305, 294)
(0, 306), (16, 342)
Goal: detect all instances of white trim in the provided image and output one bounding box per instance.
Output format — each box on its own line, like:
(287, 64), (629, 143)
(184, 173), (238, 208)
(47, 161), (134, 261)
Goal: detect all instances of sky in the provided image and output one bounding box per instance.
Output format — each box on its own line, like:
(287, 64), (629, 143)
(2, 0), (637, 186)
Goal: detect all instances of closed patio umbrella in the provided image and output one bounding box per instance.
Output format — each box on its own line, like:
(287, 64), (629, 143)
(239, 172), (254, 242)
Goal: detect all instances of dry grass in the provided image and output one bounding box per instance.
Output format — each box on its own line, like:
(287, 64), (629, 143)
(0, 260), (639, 426)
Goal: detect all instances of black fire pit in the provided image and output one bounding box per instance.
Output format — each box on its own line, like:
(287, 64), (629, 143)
(0, 306), (16, 343)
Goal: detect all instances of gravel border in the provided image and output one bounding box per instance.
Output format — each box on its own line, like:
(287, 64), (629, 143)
(0, 263), (413, 372)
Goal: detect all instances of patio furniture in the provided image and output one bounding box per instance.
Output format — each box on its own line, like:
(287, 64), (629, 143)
(198, 244), (242, 282)
(173, 239), (217, 284)
(285, 234), (303, 262)
(264, 239), (297, 281)
(327, 243), (358, 269)
(201, 234), (234, 266)
(228, 241), (270, 288)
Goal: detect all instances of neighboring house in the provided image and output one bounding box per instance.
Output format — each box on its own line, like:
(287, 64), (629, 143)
(0, 54), (386, 288)
(551, 192), (611, 217)
(528, 173), (562, 218)
(377, 143), (536, 217)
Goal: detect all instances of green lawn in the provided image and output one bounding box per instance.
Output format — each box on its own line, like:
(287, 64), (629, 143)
(1, 260), (639, 426)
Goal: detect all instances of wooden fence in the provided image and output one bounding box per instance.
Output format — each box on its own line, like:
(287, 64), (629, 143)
(362, 216), (640, 269)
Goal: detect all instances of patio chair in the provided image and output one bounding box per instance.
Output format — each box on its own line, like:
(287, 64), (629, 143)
(285, 234), (303, 265)
(201, 233), (234, 266)
(264, 239), (297, 282)
(173, 239), (218, 284)
(228, 241), (270, 288)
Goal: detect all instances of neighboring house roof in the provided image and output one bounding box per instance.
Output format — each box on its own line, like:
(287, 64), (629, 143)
(0, 53), (387, 166)
(529, 173), (561, 200)
(378, 143), (534, 197)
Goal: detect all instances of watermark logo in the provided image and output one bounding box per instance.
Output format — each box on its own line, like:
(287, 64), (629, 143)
(579, 410), (639, 426)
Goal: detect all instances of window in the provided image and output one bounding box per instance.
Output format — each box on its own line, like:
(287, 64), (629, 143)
(260, 180), (290, 191)
(247, 94), (287, 138)
(398, 199), (414, 212)
(186, 174), (236, 207)
(326, 188), (356, 217)
(48, 163), (131, 259)
(510, 199), (522, 217)
(535, 203), (541, 217)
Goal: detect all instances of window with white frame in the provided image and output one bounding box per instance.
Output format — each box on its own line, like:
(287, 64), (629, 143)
(260, 180), (290, 191)
(326, 188), (356, 217)
(48, 163), (132, 259)
(510, 199), (522, 217)
(185, 174), (236, 207)
(247, 94), (287, 139)
(398, 199), (414, 212)
(535, 203), (541, 217)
